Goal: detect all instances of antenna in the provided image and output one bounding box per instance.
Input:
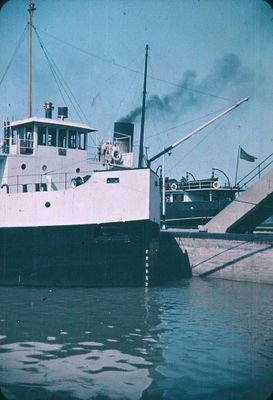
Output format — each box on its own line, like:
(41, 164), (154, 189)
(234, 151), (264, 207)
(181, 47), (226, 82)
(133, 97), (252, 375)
(28, 1), (36, 118)
(138, 44), (149, 168)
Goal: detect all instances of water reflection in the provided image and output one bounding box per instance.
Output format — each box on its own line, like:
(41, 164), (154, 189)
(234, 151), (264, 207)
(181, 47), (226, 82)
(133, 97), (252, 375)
(0, 279), (273, 399)
(0, 287), (158, 399)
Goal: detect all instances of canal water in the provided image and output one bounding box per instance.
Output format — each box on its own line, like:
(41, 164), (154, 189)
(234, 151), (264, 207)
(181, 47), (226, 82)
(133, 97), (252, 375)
(0, 278), (272, 400)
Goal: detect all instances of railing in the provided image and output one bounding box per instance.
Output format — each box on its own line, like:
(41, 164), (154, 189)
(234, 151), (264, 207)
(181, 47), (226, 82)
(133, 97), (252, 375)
(0, 170), (94, 194)
(165, 179), (224, 191)
(236, 152), (273, 189)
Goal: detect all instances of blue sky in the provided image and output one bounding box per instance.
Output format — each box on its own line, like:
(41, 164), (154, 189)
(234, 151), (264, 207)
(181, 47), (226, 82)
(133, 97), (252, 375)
(1, 0), (273, 183)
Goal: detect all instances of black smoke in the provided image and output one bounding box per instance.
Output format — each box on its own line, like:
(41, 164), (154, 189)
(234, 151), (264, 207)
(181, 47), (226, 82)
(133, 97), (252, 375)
(264, 0), (273, 9)
(119, 53), (255, 123)
(0, 0), (9, 11)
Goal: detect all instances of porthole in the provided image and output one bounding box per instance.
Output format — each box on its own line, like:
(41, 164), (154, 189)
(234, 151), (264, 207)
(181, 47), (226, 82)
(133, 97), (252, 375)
(45, 202), (51, 208)
(21, 164), (26, 170)
(42, 165), (47, 172)
(76, 167), (80, 173)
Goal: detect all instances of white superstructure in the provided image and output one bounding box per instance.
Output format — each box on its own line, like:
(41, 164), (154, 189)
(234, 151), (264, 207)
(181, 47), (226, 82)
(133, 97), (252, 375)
(0, 116), (97, 194)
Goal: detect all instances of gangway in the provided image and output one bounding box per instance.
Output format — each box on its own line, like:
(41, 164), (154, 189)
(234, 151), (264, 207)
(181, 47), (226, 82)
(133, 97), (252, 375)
(201, 154), (273, 233)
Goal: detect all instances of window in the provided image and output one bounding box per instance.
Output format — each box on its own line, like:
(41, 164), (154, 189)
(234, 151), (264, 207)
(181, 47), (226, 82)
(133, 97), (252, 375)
(78, 132), (86, 150)
(58, 129), (67, 148)
(38, 126), (46, 145)
(25, 124), (33, 153)
(22, 184), (28, 193)
(48, 128), (56, 146)
(11, 128), (17, 144)
(68, 130), (77, 149)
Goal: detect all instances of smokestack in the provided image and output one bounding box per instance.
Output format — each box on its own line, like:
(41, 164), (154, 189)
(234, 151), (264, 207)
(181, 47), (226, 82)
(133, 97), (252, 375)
(113, 122), (134, 153)
(44, 101), (54, 119)
(58, 107), (68, 120)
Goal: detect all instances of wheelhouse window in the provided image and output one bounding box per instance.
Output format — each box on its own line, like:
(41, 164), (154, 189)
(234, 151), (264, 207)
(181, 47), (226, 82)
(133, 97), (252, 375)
(58, 129), (67, 148)
(78, 132), (86, 150)
(48, 127), (56, 146)
(25, 124), (33, 151)
(18, 125), (33, 155)
(38, 126), (46, 145)
(11, 128), (17, 144)
(68, 130), (77, 149)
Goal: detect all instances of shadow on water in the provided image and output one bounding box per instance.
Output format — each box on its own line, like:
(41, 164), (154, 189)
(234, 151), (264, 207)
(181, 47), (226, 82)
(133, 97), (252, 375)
(0, 278), (273, 399)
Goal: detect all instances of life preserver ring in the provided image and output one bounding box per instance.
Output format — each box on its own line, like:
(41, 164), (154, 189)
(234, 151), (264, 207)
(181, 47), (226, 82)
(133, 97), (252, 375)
(170, 183), (178, 191)
(71, 177), (83, 188)
(112, 147), (122, 162)
(212, 181), (220, 189)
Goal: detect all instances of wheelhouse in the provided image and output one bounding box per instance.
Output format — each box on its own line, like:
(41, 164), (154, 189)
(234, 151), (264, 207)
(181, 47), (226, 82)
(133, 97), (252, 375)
(0, 117), (96, 194)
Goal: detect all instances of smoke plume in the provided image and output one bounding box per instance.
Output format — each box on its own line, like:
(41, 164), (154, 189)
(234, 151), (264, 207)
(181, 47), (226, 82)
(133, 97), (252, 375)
(119, 53), (255, 123)
(0, 0), (9, 11)
(264, 0), (273, 9)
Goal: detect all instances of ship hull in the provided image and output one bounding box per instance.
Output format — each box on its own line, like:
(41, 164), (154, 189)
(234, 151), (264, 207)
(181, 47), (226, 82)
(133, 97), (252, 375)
(165, 199), (232, 228)
(0, 220), (161, 287)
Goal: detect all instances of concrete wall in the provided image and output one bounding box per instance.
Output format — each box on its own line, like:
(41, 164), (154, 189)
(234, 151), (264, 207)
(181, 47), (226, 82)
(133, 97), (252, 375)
(162, 231), (273, 284)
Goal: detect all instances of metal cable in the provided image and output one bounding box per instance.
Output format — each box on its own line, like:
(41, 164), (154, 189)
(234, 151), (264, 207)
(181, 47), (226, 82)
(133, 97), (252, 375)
(0, 24), (27, 88)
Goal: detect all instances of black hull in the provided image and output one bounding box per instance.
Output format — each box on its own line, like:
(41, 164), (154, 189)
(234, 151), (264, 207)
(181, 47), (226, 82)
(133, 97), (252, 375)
(0, 220), (163, 287)
(165, 199), (232, 228)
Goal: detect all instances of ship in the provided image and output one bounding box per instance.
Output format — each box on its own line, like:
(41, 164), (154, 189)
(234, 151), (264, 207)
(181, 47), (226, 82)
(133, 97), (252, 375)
(0, 2), (249, 287)
(0, 2), (161, 287)
(163, 171), (242, 228)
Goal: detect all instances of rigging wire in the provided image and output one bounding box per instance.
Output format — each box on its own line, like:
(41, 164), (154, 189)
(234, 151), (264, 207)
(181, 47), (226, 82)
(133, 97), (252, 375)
(0, 23), (28, 88)
(36, 27), (231, 103)
(34, 29), (68, 109)
(164, 114), (231, 176)
(145, 107), (231, 140)
(33, 27), (97, 147)
(33, 26), (86, 123)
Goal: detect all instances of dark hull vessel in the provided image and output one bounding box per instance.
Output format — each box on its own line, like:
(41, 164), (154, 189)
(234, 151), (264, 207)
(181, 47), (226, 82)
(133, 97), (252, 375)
(165, 199), (232, 228)
(163, 174), (241, 229)
(0, 220), (161, 287)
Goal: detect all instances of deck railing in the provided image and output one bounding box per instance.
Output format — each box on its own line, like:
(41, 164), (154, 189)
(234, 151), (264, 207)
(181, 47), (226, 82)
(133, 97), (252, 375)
(165, 179), (222, 191)
(236, 152), (273, 189)
(0, 170), (94, 194)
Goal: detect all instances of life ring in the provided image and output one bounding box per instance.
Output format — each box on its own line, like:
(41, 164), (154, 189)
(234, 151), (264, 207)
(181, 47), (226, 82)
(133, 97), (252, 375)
(212, 181), (220, 189)
(71, 177), (83, 188)
(112, 147), (122, 162)
(170, 182), (178, 191)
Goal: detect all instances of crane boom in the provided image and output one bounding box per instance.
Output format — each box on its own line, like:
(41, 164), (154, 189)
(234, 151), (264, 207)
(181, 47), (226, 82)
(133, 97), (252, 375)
(147, 96), (249, 166)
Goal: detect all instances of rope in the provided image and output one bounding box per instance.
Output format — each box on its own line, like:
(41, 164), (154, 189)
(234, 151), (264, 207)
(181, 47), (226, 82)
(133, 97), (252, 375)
(0, 24), (27, 88)
(36, 27), (231, 103)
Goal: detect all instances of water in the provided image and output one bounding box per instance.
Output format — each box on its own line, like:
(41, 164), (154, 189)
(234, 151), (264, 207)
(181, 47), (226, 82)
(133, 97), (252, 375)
(0, 278), (272, 400)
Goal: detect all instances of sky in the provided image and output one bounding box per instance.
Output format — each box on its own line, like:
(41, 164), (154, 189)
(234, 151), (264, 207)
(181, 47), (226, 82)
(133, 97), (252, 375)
(1, 0), (273, 184)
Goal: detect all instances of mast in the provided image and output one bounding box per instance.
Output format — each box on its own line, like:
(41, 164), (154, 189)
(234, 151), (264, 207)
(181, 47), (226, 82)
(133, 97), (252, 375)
(138, 44), (149, 168)
(28, 1), (36, 118)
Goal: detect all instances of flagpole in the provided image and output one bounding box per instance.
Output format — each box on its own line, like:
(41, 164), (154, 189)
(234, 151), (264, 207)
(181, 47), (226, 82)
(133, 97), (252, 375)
(235, 146), (240, 186)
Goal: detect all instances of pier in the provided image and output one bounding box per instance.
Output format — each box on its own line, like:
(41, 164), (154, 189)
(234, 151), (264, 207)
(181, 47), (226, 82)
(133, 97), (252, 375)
(161, 230), (273, 284)
(161, 154), (273, 285)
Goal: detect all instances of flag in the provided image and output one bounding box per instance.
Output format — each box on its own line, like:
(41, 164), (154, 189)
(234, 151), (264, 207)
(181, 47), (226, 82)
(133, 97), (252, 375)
(239, 146), (257, 162)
